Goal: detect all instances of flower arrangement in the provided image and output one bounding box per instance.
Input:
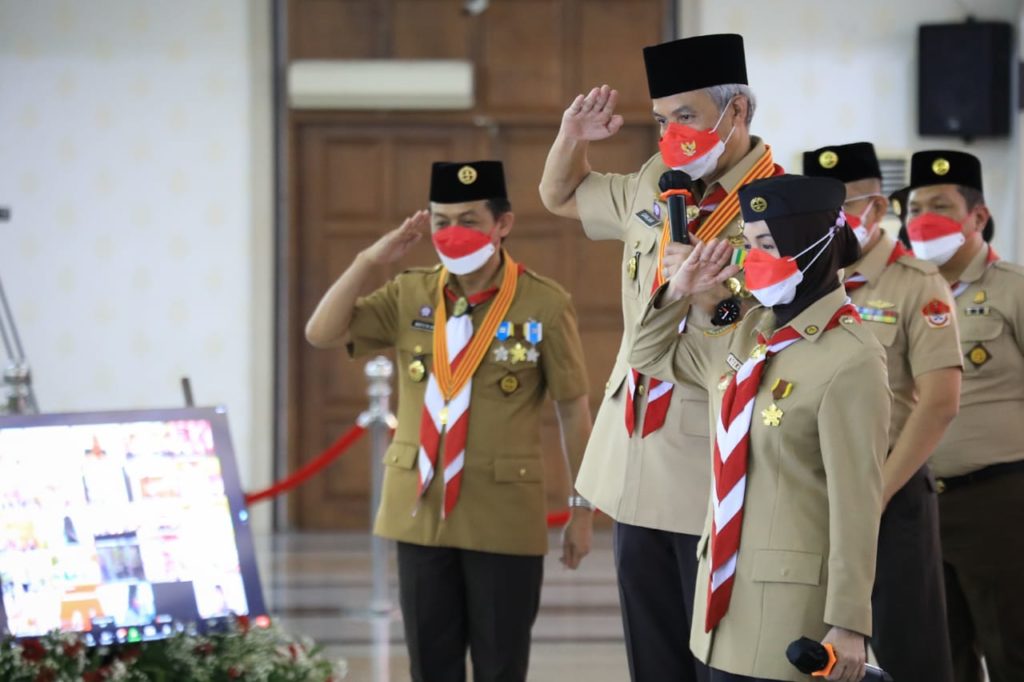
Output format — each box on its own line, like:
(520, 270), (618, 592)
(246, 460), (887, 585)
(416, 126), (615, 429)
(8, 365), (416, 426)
(0, 617), (347, 682)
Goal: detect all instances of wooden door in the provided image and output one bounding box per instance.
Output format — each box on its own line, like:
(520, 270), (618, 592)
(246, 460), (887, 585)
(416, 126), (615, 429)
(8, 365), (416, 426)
(287, 0), (670, 530)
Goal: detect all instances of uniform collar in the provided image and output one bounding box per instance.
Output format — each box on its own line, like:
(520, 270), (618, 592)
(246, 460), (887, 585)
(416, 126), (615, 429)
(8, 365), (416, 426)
(958, 243), (993, 284)
(757, 286), (848, 344)
(697, 136), (768, 199)
(445, 250), (508, 298)
(846, 233), (896, 284)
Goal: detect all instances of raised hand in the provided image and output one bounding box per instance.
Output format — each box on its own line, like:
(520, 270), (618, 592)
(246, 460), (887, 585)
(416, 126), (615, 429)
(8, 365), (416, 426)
(666, 239), (740, 301)
(363, 210), (428, 266)
(560, 84), (625, 142)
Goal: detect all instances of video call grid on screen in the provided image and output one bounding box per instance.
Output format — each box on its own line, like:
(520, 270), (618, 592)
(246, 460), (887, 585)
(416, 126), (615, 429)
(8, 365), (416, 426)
(0, 407), (267, 645)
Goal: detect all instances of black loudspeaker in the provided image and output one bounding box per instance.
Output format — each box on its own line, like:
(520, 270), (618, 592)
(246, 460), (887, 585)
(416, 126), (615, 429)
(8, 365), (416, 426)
(918, 20), (1014, 139)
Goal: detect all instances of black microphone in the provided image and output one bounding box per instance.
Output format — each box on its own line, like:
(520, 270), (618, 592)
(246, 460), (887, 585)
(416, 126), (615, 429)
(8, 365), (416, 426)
(658, 170), (694, 244)
(786, 637), (893, 681)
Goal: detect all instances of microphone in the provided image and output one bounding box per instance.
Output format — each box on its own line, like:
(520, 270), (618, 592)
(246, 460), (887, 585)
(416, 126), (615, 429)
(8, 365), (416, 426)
(786, 637), (893, 681)
(658, 170), (694, 245)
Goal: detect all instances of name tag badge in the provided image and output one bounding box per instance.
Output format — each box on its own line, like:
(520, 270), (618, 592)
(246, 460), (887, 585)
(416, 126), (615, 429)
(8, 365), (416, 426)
(726, 353), (743, 372)
(411, 319), (434, 332)
(965, 305), (990, 316)
(634, 209), (660, 227)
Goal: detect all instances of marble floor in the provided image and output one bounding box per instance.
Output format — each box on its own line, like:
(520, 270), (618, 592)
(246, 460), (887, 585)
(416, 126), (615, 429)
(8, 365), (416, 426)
(257, 530), (630, 682)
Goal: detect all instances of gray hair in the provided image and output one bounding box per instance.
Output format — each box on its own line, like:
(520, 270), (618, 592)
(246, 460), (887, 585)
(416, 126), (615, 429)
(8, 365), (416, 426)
(705, 83), (756, 126)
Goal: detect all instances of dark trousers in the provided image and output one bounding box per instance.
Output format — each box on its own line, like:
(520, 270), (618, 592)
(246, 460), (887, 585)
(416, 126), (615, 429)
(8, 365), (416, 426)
(940, 467), (1024, 682)
(613, 521), (709, 682)
(396, 542), (543, 682)
(871, 465), (954, 682)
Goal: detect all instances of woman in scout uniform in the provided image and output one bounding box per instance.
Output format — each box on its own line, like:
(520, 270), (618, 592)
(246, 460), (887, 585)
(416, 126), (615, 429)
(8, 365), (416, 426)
(905, 150), (1024, 682)
(537, 33), (782, 681)
(305, 161), (593, 682)
(803, 142), (962, 682)
(629, 175), (889, 682)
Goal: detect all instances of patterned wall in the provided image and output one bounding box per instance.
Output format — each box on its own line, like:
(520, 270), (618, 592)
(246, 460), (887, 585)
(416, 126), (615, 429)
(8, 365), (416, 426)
(0, 0), (273, 525)
(695, 0), (1021, 260)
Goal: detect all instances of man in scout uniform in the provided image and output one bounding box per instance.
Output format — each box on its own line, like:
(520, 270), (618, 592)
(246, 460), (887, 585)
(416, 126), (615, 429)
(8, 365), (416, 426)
(804, 142), (962, 682)
(305, 161), (594, 682)
(906, 150), (1024, 682)
(538, 34), (781, 681)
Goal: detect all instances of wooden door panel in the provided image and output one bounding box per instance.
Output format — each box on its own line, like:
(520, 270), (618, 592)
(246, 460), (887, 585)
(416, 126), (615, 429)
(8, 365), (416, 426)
(392, 0), (473, 60)
(289, 0), (380, 60)
(479, 1), (566, 112)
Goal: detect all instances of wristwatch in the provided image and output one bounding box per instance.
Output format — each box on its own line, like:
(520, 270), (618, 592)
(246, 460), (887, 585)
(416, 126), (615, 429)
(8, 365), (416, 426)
(568, 494), (594, 510)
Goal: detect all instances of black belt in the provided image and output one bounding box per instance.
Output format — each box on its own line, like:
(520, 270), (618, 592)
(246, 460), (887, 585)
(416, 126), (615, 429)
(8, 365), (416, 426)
(935, 459), (1024, 494)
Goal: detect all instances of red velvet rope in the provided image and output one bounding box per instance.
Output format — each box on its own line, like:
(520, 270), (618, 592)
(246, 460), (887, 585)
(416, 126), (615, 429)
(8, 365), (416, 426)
(244, 423), (572, 528)
(244, 425), (368, 505)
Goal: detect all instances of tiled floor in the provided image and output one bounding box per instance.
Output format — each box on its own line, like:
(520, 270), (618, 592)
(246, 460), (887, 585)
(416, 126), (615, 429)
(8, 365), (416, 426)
(257, 530), (630, 681)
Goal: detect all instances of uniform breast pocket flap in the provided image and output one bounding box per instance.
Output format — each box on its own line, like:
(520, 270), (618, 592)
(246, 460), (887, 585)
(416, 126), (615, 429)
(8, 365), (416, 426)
(961, 315), (1004, 343)
(494, 458), (542, 483)
(751, 549), (822, 586)
(384, 442), (418, 470)
(867, 320), (899, 347)
(623, 227), (660, 298)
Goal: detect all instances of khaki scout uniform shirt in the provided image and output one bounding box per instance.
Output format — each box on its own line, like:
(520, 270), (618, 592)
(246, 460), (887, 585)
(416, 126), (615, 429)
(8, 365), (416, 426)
(931, 245), (1024, 478)
(348, 256), (589, 556)
(629, 287), (889, 681)
(572, 138), (771, 535)
(843, 234), (963, 444)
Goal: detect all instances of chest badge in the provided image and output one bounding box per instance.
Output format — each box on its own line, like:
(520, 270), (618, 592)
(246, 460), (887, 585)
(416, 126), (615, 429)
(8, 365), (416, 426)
(718, 373), (734, 392)
(771, 379), (793, 400)
(408, 358), (426, 383)
(967, 344), (991, 368)
(496, 321), (514, 342)
(973, 290), (987, 304)
(493, 345), (510, 362)
(509, 343), (528, 364)
(627, 253), (639, 280)
(761, 403), (784, 427)
(453, 296), (470, 317)
(500, 374), (520, 395)
(866, 300), (895, 310)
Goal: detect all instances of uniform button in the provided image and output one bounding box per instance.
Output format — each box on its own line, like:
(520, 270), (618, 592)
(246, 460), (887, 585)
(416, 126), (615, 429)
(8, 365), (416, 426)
(781, 568), (790, 577)
(519, 467), (527, 477)
(936, 479), (947, 494)
(391, 455), (399, 463)
(605, 380), (610, 390)
(638, 384), (647, 396)
(633, 240), (641, 249)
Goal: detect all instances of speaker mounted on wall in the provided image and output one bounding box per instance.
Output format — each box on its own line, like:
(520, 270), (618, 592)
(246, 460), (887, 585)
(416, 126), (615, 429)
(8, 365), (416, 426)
(918, 19), (1014, 141)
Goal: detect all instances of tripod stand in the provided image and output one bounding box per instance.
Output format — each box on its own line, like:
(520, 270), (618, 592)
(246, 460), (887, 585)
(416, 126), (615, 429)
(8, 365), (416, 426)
(0, 205), (39, 415)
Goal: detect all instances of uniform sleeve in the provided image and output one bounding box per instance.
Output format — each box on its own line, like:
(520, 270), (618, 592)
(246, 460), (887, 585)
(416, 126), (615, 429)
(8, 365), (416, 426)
(574, 168), (641, 242)
(906, 271), (964, 377)
(346, 278), (401, 358)
(540, 297), (589, 401)
(817, 348), (890, 636)
(1010, 273), (1024, 357)
(628, 284), (717, 388)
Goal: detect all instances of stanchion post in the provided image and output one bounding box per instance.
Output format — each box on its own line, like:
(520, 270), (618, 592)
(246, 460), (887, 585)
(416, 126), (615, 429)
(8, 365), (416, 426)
(358, 356), (398, 615)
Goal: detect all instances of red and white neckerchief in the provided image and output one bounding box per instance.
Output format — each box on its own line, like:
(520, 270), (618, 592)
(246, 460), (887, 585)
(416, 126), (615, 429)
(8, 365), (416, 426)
(950, 246), (999, 298)
(705, 303), (860, 632)
(417, 254), (520, 519)
(625, 185), (734, 437)
(844, 241), (912, 294)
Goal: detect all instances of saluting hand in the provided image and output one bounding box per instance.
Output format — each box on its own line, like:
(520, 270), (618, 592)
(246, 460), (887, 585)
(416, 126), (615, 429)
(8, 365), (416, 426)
(363, 210), (428, 266)
(664, 239), (740, 302)
(560, 84), (625, 142)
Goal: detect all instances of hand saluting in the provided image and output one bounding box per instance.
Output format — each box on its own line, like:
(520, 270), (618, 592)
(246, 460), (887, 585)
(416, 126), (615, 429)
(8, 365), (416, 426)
(665, 239), (741, 302)
(560, 84), (625, 142)
(364, 210), (429, 266)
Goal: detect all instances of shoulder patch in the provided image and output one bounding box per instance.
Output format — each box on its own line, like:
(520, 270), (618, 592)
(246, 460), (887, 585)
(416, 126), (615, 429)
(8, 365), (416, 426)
(894, 254), (939, 275)
(993, 260), (1024, 278)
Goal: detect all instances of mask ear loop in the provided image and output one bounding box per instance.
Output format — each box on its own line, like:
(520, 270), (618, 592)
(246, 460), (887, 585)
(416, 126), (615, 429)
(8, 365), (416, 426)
(713, 96), (737, 144)
(788, 224), (839, 272)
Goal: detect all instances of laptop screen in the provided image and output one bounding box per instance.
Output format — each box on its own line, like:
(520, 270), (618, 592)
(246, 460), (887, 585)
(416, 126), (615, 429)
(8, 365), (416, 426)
(0, 406), (267, 644)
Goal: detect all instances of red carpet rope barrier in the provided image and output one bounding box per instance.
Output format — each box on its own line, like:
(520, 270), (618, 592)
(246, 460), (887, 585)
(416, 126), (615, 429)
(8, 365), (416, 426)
(244, 423), (571, 527)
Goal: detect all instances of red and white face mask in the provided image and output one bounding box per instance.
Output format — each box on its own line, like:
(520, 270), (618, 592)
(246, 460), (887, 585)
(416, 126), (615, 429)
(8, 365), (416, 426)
(907, 213), (966, 266)
(843, 194), (883, 247)
(432, 225), (497, 275)
(743, 227), (838, 307)
(657, 98), (736, 180)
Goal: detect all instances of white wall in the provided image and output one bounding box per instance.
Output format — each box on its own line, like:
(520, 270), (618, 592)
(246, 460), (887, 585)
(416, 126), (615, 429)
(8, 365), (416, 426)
(683, 0), (1022, 261)
(0, 0), (274, 530)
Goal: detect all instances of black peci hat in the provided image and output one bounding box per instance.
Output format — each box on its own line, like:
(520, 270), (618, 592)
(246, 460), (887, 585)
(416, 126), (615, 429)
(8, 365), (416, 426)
(429, 161), (507, 203)
(739, 175), (845, 223)
(802, 142), (882, 183)
(643, 34), (748, 99)
(909, 150), (983, 193)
